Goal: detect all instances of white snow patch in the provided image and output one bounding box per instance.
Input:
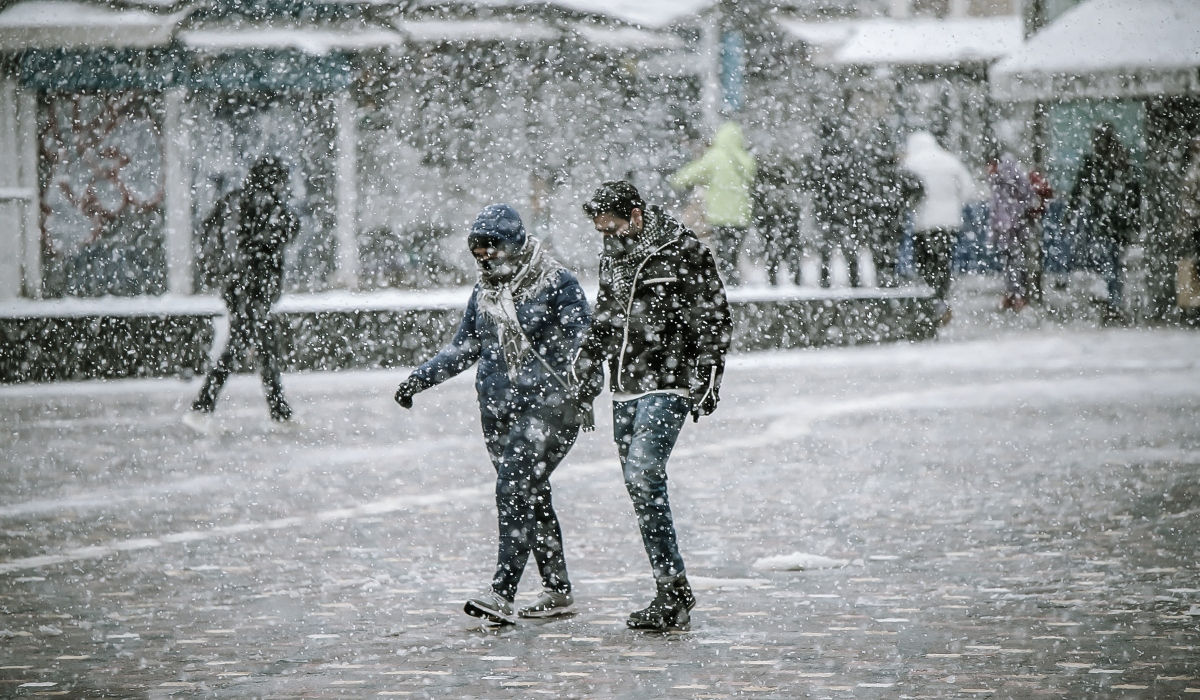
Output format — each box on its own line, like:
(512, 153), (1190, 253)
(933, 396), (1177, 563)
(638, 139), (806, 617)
(396, 18), (558, 43)
(180, 27), (404, 56)
(752, 553), (850, 571)
(688, 576), (772, 590)
(777, 16), (1021, 66)
(572, 23), (683, 51)
(0, 1), (185, 49)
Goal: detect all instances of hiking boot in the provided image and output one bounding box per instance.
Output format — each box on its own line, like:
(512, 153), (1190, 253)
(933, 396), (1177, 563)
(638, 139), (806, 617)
(627, 575), (696, 631)
(518, 590), (575, 619)
(463, 590), (515, 625)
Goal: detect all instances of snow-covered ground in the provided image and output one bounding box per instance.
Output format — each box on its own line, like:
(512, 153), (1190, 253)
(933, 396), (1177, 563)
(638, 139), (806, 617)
(0, 292), (1197, 696)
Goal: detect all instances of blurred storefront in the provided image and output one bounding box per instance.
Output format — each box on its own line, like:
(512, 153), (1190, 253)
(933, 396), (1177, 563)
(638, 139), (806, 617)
(991, 0), (1200, 319)
(0, 0), (716, 301)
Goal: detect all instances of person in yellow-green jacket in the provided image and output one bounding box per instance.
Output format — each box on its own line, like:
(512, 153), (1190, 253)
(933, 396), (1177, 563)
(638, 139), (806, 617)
(669, 121), (757, 285)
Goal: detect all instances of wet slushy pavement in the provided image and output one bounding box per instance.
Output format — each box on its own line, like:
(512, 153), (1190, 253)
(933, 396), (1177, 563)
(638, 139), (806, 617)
(1, 327), (1199, 698)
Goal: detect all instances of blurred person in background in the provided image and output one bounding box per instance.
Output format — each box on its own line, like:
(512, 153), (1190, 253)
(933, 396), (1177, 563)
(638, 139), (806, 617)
(1174, 136), (1200, 315)
(811, 119), (861, 288)
(670, 122), (757, 285)
(393, 204), (592, 625)
(753, 154), (804, 286)
(184, 156), (298, 432)
(987, 152), (1039, 311)
(902, 131), (981, 325)
(1067, 122), (1142, 323)
(863, 124), (923, 288)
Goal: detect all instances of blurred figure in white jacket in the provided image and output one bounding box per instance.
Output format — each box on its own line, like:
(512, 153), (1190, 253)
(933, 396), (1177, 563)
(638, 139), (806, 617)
(902, 131), (981, 324)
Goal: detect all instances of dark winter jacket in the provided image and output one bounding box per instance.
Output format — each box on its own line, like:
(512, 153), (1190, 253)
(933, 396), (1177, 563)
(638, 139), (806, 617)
(1068, 154), (1141, 245)
(753, 157), (803, 242)
(224, 188), (299, 307)
(407, 268), (591, 419)
(573, 207), (732, 403)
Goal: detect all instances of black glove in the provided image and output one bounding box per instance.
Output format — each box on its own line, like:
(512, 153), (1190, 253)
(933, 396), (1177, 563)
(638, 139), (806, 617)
(691, 385), (719, 422)
(572, 396), (596, 432)
(394, 379), (419, 409)
(690, 365), (721, 422)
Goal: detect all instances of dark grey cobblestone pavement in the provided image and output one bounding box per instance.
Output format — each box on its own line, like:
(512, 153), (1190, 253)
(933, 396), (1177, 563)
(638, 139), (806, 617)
(1, 327), (1199, 699)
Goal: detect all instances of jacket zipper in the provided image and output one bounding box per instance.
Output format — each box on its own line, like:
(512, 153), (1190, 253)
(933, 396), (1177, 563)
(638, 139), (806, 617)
(616, 240), (676, 392)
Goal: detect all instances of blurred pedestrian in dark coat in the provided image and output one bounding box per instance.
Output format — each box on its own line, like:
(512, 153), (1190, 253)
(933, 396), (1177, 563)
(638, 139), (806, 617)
(812, 119), (862, 287)
(753, 155), (804, 286)
(184, 156), (298, 431)
(862, 124), (923, 288)
(1067, 122), (1141, 320)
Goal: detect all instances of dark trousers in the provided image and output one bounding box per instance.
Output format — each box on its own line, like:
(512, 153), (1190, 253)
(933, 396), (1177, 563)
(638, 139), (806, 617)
(613, 393), (689, 580)
(872, 228), (905, 288)
(193, 299), (291, 420)
(816, 225), (862, 288)
(710, 226), (747, 286)
(912, 228), (957, 300)
(483, 406), (579, 601)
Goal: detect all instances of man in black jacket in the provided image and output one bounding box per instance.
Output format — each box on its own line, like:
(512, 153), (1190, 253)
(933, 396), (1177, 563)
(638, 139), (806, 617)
(184, 156), (299, 431)
(573, 181), (732, 630)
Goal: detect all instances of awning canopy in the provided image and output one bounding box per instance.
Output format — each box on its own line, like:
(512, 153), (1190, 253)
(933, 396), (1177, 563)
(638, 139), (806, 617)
(0, 0), (186, 49)
(990, 0), (1200, 102)
(777, 15), (1021, 67)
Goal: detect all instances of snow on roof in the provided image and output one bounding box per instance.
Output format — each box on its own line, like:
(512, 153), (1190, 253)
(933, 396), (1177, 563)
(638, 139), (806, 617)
(991, 0), (1200, 101)
(180, 26), (404, 55)
(572, 23), (684, 51)
(993, 0), (1200, 74)
(547, 0), (714, 29)
(395, 18), (559, 43)
(777, 15), (1021, 66)
(414, 0), (713, 29)
(0, 0), (185, 49)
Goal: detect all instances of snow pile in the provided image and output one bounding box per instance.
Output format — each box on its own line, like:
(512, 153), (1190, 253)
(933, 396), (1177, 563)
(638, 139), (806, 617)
(752, 553), (850, 571)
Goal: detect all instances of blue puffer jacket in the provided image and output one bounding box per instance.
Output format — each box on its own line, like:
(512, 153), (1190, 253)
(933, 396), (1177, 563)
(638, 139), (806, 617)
(407, 269), (591, 418)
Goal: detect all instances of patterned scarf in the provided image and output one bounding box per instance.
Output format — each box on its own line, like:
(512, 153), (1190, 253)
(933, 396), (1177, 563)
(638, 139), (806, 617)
(476, 237), (565, 381)
(601, 206), (683, 305)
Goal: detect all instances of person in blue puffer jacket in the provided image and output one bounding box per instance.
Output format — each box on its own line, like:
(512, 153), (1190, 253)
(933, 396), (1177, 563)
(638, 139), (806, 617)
(393, 204), (591, 624)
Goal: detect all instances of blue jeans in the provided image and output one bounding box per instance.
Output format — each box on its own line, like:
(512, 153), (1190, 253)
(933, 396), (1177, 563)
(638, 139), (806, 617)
(1095, 238), (1124, 308)
(482, 406), (579, 601)
(613, 393), (689, 580)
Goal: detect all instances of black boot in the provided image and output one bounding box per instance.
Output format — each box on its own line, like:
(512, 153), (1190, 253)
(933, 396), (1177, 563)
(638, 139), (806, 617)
(627, 574), (696, 631)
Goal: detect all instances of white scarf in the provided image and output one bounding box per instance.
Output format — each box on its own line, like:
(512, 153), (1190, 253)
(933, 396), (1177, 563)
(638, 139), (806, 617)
(476, 237), (564, 382)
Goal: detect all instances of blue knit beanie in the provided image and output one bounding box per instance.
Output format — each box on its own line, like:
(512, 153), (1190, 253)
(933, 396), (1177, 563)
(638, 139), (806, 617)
(468, 204), (526, 255)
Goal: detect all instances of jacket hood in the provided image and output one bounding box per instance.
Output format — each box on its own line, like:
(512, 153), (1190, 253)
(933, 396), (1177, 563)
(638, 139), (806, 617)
(713, 122), (746, 152)
(469, 203), (526, 254)
(905, 131), (942, 157)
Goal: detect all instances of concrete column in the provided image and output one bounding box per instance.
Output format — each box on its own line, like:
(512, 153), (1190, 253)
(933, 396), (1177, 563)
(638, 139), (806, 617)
(333, 92), (359, 290)
(699, 8), (722, 135)
(18, 87), (40, 298)
(889, 0), (911, 18)
(949, 0), (969, 17)
(0, 78), (22, 300)
(163, 87), (193, 295)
